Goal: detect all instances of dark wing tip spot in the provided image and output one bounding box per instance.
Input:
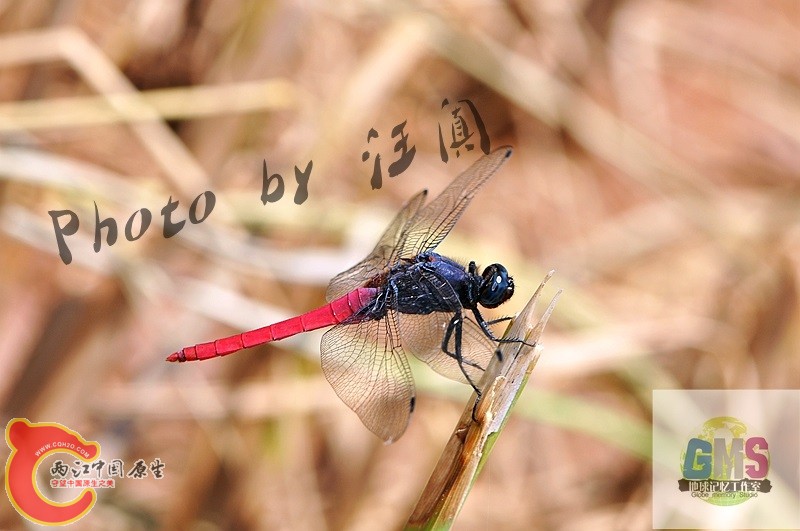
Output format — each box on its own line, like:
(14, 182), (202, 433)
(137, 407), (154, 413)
(409, 396), (416, 413)
(501, 146), (513, 158)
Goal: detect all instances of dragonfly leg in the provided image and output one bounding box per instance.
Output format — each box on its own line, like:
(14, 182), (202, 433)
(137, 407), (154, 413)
(471, 308), (536, 351)
(486, 316), (512, 326)
(456, 319), (484, 425)
(442, 312), (500, 422)
(485, 316), (513, 361)
(441, 315), (485, 373)
(471, 398), (482, 424)
(442, 313), (483, 421)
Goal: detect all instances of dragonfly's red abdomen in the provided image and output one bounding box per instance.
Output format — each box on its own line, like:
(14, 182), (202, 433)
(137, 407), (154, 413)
(167, 287), (378, 362)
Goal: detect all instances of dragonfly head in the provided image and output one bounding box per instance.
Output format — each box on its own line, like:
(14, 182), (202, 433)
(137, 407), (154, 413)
(478, 263), (514, 308)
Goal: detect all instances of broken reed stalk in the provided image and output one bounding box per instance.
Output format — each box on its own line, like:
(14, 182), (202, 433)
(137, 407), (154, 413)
(406, 271), (561, 530)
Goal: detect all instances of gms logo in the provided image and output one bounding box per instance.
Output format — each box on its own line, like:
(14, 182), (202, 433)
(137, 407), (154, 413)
(679, 416), (771, 506)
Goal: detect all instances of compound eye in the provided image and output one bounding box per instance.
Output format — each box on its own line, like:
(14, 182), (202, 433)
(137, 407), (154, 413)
(479, 264), (514, 308)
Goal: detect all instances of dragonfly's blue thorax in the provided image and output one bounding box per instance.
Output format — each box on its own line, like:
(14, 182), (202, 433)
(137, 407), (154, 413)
(383, 252), (480, 315)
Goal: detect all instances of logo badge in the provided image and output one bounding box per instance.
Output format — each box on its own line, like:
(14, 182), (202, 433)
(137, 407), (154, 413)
(678, 416), (770, 505)
(652, 390), (800, 529)
(5, 418), (100, 526)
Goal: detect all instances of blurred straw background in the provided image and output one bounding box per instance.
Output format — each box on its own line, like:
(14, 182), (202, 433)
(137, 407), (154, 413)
(0, 1), (798, 529)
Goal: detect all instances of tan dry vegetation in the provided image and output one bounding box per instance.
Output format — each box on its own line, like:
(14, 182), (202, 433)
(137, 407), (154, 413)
(0, 1), (798, 530)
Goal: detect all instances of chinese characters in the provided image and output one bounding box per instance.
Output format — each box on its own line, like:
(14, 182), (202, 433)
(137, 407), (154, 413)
(438, 98), (490, 162)
(363, 98), (490, 188)
(362, 121), (416, 190)
(49, 457), (165, 489)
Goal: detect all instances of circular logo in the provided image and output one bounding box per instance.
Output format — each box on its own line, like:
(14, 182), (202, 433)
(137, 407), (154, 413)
(679, 416), (770, 506)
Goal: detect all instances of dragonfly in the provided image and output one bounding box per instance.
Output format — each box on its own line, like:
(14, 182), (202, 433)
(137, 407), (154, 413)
(168, 146), (524, 442)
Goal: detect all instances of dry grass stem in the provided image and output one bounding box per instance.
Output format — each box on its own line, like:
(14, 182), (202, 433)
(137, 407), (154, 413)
(407, 272), (561, 529)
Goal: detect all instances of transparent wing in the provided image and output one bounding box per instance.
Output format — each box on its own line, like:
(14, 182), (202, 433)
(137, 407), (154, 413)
(397, 313), (496, 385)
(327, 147), (512, 300)
(320, 314), (415, 443)
(395, 269), (496, 385)
(326, 190), (428, 301)
(391, 146), (512, 261)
